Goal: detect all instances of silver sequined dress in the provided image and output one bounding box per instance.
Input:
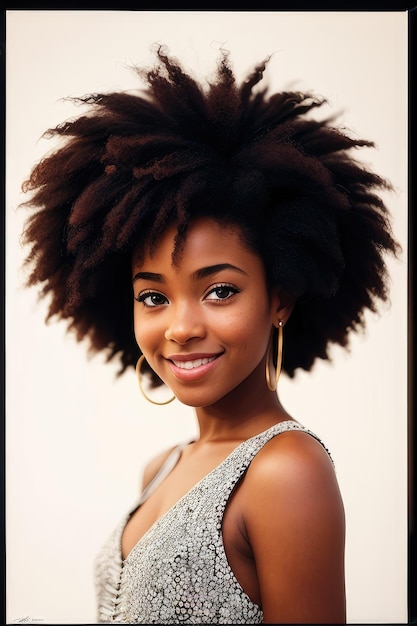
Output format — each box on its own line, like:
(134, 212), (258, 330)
(94, 420), (332, 624)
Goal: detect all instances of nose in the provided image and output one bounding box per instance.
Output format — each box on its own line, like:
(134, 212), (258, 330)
(164, 302), (206, 344)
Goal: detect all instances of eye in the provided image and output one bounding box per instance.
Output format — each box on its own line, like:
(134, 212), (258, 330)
(205, 284), (241, 302)
(135, 291), (169, 307)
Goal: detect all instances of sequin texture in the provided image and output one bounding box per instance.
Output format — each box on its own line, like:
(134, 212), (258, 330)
(95, 420), (332, 623)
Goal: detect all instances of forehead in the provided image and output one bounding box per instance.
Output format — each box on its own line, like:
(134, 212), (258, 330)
(132, 217), (256, 269)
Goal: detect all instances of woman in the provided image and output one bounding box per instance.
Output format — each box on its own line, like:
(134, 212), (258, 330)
(21, 47), (399, 624)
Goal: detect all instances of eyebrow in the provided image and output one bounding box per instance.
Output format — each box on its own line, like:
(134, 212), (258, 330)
(132, 263), (247, 283)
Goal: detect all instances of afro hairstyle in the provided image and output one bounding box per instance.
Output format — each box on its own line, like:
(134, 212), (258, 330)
(21, 46), (400, 384)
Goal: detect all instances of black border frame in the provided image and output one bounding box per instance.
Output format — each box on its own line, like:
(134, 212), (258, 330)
(1, 3), (415, 624)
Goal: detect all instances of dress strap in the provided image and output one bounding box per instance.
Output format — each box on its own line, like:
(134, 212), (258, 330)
(136, 442), (189, 506)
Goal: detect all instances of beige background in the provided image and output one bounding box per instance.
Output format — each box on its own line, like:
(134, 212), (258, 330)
(6, 10), (408, 624)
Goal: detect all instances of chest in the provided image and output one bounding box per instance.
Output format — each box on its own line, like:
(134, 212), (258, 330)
(117, 465), (261, 624)
(121, 445), (243, 560)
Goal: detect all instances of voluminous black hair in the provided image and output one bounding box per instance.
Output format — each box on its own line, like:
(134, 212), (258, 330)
(21, 46), (400, 382)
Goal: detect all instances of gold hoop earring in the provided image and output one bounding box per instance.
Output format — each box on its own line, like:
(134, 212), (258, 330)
(265, 320), (284, 392)
(136, 355), (175, 405)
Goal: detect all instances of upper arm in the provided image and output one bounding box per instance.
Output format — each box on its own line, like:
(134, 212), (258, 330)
(243, 431), (346, 624)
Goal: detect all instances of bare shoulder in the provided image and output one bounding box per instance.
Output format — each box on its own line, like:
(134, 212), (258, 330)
(247, 424), (339, 495)
(140, 445), (179, 491)
(242, 425), (346, 623)
(244, 425), (344, 530)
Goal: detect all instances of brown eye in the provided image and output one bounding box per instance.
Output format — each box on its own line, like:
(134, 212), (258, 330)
(205, 284), (240, 301)
(214, 287), (232, 299)
(136, 291), (168, 307)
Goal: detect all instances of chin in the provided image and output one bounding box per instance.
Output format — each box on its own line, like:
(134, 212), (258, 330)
(175, 387), (235, 409)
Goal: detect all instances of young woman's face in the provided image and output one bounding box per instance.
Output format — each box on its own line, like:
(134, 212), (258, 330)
(132, 218), (282, 408)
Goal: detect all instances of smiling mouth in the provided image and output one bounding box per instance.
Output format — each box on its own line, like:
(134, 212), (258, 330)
(170, 356), (217, 370)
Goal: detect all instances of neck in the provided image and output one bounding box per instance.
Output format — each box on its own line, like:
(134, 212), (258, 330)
(194, 361), (291, 443)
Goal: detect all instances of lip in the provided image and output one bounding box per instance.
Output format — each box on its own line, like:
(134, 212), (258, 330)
(165, 352), (223, 382)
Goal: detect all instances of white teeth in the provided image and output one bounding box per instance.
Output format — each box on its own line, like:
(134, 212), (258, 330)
(172, 356), (216, 370)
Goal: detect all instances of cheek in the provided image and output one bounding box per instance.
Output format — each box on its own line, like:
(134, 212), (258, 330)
(133, 322), (141, 349)
(133, 308), (141, 346)
(133, 295), (273, 354)
(133, 308), (160, 352)
(212, 301), (271, 348)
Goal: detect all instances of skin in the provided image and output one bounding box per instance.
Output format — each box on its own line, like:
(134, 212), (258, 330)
(122, 217), (346, 624)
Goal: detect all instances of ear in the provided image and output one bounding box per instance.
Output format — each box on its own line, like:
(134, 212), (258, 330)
(270, 286), (296, 326)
